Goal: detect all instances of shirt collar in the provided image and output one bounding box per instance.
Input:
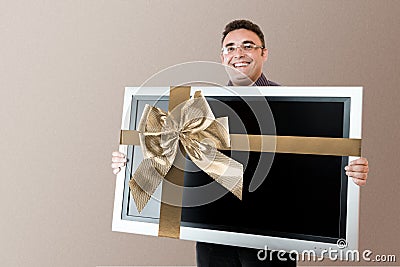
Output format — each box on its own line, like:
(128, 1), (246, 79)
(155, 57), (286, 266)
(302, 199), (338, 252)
(227, 73), (270, 86)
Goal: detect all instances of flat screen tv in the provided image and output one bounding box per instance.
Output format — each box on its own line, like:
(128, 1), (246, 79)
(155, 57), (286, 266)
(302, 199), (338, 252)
(112, 86), (362, 257)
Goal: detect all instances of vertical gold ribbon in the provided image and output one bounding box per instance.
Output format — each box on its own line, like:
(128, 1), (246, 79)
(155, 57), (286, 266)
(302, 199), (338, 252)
(158, 86), (191, 238)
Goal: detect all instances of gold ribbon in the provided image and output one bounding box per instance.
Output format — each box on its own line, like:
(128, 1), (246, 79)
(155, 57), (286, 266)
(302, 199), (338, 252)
(121, 131), (362, 157)
(129, 90), (243, 213)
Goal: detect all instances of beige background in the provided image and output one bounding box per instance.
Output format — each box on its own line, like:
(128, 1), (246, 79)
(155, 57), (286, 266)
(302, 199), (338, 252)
(1, 0), (399, 266)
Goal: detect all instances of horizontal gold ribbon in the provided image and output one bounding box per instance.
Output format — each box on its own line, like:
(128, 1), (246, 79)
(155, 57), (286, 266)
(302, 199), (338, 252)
(121, 130), (361, 156)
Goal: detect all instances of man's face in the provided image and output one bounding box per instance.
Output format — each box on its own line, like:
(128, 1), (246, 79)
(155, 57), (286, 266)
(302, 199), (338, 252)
(221, 29), (268, 85)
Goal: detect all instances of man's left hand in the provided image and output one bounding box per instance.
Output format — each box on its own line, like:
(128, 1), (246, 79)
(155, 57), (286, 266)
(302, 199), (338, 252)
(345, 157), (369, 186)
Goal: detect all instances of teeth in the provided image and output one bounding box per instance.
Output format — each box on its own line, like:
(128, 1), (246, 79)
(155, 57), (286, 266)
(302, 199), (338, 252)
(234, 62), (249, 67)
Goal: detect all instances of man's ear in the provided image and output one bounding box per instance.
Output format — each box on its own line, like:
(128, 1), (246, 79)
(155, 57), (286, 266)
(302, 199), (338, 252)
(220, 53), (224, 64)
(262, 48), (268, 62)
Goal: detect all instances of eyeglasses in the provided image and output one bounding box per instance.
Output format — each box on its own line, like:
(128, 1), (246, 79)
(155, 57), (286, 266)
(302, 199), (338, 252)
(221, 43), (264, 55)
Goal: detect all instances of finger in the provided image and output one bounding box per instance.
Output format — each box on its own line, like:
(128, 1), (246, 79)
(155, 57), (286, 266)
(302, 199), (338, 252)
(352, 178), (367, 186)
(112, 151), (126, 158)
(113, 167), (121, 175)
(111, 162), (126, 169)
(112, 156), (127, 163)
(346, 171), (368, 180)
(350, 157), (368, 166)
(345, 165), (369, 173)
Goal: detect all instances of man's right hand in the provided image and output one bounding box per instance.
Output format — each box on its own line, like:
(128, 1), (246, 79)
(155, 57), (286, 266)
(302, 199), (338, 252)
(111, 151), (127, 175)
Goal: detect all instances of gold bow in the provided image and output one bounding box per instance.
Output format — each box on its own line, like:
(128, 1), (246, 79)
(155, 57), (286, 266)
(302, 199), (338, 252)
(129, 91), (243, 212)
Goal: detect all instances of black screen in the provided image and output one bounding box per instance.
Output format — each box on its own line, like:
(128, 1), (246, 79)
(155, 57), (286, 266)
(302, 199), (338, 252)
(180, 96), (349, 244)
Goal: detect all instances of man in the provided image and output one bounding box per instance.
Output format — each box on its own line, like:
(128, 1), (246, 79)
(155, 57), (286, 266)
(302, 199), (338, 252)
(111, 19), (369, 266)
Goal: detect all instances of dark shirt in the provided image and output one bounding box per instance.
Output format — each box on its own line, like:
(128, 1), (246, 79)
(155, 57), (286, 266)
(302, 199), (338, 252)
(227, 73), (279, 86)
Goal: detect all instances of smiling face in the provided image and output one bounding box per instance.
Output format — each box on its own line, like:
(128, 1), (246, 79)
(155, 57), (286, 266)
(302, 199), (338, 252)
(221, 29), (268, 85)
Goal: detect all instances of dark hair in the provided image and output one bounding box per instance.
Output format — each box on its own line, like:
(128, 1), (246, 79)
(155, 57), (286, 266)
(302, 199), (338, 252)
(222, 19), (265, 47)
